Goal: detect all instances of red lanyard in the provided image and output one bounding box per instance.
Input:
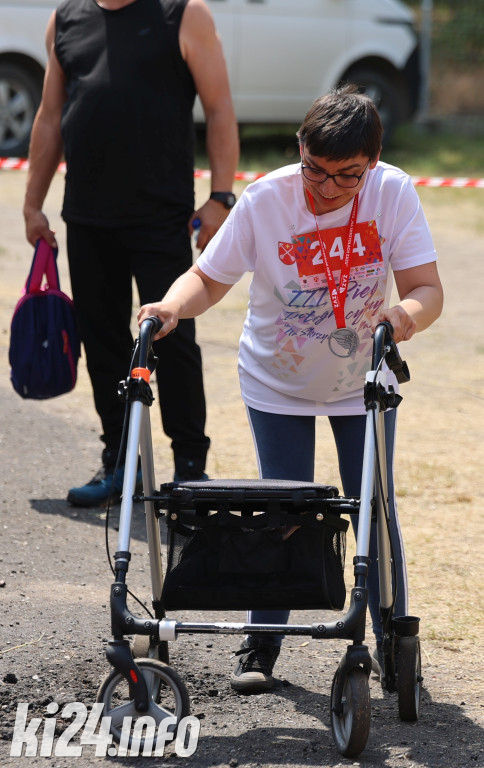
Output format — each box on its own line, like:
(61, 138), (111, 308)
(306, 190), (359, 330)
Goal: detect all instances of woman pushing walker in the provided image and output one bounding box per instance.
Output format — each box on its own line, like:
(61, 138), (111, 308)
(138, 85), (443, 694)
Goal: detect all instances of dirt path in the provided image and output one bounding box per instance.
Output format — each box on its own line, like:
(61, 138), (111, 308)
(0, 170), (483, 767)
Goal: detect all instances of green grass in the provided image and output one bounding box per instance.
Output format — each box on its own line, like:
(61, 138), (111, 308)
(196, 122), (484, 178)
(383, 123), (484, 177)
(196, 123), (301, 173)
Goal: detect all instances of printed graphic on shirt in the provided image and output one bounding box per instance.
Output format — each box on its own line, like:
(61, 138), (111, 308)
(278, 241), (296, 265)
(272, 220), (387, 399)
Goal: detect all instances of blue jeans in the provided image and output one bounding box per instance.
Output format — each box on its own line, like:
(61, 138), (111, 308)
(246, 407), (408, 645)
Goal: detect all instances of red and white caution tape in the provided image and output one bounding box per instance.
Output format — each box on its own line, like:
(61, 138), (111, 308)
(195, 168), (266, 182)
(1, 158), (484, 187)
(0, 157), (67, 173)
(410, 176), (484, 188)
(0, 157), (28, 170)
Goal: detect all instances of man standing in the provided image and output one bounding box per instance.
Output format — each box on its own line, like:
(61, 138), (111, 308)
(24, 0), (239, 506)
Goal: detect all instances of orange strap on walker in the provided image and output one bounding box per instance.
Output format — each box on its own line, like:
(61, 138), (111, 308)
(131, 367), (150, 383)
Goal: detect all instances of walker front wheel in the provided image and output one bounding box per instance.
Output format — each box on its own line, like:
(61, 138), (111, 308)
(330, 667), (371, 758)
(96, 659), (190, 751)
(397, 636), (422, 721)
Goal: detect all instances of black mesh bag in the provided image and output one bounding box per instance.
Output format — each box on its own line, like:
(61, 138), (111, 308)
(159, 479), (349, 611)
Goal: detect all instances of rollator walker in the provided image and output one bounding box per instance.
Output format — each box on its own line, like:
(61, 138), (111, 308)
(96, 318), (422, 758)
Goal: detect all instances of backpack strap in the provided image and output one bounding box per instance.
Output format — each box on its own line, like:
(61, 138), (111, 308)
(25, 238), (60, 293)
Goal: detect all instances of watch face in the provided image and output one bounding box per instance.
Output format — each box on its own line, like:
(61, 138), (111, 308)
(211, 192), (236, 209)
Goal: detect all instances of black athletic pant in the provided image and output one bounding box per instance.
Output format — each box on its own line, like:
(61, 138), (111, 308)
(66, 223), (210, 473)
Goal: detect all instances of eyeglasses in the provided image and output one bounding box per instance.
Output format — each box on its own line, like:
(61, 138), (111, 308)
(301, 157), (371, 189)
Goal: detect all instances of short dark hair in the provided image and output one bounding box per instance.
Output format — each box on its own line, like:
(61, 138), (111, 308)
(297, 84), (383, 161)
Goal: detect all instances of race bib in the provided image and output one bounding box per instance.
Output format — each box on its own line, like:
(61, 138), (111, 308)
(279, 219), (384, 290)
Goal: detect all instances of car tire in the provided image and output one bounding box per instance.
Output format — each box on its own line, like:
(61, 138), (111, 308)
(0, 62), (42, 157)
(341, 66), (405, 146)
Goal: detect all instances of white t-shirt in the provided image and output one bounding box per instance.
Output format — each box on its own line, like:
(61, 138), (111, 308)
(197, 161), (437, 416)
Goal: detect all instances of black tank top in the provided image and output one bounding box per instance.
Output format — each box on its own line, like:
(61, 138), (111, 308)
(55, 0), (196, 242)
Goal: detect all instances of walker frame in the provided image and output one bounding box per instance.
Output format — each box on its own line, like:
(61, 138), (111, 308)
(96, 318), (422, 758)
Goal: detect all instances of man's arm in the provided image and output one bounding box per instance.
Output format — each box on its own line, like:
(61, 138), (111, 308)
(372, 261), (444, 343)
(23, 11), (67, 247)
(180, 0), (239, 250)
(138, 264), (233, 339)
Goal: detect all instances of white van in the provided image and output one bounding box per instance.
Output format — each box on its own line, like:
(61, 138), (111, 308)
(0, 0), (421, 156)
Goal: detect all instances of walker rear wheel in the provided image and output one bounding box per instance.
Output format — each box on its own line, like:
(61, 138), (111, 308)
(397, 636), (422, 721)
(96, 659), (190, 750)
(330, 667), (371, 758)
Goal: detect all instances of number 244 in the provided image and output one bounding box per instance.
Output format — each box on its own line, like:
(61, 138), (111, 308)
(311, 233), (366, 264)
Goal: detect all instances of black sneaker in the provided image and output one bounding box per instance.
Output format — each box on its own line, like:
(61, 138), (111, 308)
(230, 638), (280, 693)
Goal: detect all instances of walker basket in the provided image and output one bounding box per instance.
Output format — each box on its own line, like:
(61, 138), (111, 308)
(159, 479), (348, 611)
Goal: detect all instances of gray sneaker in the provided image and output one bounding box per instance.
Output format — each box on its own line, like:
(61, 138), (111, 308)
(230, 638), (280, 693)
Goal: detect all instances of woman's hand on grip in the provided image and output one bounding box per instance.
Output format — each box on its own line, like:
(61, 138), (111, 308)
(137, 303), (179, 341)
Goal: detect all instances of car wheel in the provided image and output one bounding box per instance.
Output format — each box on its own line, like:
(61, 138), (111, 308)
(341, 67), (405, 146)
(0, 63), (42, 157)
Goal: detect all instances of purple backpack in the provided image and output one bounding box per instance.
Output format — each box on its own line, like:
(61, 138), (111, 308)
(9, 239), (81, 399)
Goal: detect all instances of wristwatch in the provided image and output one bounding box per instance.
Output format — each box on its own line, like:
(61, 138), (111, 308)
(209, 191), (236, 209)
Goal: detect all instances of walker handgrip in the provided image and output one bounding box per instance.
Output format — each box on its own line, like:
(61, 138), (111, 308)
(147, 315), (163, 335)
(138, 316), (162, 369)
